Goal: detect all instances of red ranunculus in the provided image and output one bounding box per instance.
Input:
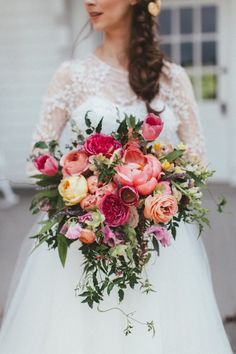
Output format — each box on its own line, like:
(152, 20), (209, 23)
(100, 193), (130, 227)
(84, 133), (122, 158)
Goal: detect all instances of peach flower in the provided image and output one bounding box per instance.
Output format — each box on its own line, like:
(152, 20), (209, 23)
(144, 194), (178, 223)
(79, 229), (96, 244)
(60, 150), (89, 177)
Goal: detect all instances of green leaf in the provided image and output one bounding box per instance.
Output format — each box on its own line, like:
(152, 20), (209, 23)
(161, 150), (183, 163)
(33, 141), (48, 149)
(126, 115), (136, 129)
(152, 237), (160, 256)
(86, 129), (94, 135)
(57, 234), (68, 267)
(118, 289), (124, 303)
(107, 282), (114, 295)
(95, 117), (104, 133)
(217, 196), (227, 213)
(84, 111), (92, 127)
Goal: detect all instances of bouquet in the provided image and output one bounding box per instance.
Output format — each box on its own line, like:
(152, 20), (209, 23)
(27, 111), (221, 336)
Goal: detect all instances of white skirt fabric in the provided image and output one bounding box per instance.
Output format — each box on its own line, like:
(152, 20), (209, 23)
(0, 214), (234, 354)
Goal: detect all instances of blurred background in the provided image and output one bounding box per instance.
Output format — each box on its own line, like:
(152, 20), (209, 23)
(0, 0), (235, 349)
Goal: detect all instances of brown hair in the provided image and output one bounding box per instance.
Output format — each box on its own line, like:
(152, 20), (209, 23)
(72, 2), (165, 115)
(128, 0), (165, 114)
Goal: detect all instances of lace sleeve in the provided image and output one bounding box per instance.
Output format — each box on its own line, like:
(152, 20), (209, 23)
(25, 61), (73, 177)
(169, 65), (207, 162)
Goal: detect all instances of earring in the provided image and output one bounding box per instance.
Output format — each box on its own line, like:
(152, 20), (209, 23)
(147, 0), (162, 17)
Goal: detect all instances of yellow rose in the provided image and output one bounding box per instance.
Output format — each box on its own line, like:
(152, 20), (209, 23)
(58, 175), (88, 206)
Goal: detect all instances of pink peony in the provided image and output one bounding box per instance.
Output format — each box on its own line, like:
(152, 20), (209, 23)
(145, 225), (171, 247)
(60, 150), (89, 177)
(115, 149), (162, 196)
(142, 113), (164, 141)
(84, 133), (122, 158)
(33, 154), (58, 176)
(100, 193), (130, 227)
(65, 223), (82, 240)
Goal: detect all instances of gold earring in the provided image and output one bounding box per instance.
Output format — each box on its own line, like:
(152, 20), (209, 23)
(148, 0), (162, 17)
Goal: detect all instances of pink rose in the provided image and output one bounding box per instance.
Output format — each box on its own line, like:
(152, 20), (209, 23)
(33, 154), (58, 176)
(142, 113), (164, 141)
(144, 194), (178, 223)
(100, 193), (130, 227)
(145, 225), (171, 247)
(84, 133), (122, 158)
(60, 150), (89, 177)
(65, 223), (82, 240)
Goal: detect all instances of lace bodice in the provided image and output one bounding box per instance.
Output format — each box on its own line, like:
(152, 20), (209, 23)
(25, 52), (206, 177)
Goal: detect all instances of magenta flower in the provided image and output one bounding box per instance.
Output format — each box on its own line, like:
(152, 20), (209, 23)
(84, 133), (122, 158)
(142, 113), (164, 141)
(33, 154), (58, 176)
(100, 193), (130, 227)
(145, 225), (171, 247)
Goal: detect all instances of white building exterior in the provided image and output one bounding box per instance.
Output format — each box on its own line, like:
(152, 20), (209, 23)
(0, 0), (236, 186)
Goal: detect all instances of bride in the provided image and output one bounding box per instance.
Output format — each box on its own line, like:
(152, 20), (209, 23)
(0, 0), (234, 353)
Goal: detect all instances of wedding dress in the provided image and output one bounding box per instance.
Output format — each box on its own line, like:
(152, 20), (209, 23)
(0, 52), (233, 354)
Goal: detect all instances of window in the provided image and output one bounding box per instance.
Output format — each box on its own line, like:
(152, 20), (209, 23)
(158, 5), (218, 100)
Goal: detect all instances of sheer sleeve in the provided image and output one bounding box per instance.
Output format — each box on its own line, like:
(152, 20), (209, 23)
(25, 61), (73, 177)
(169, 65), (207, 162)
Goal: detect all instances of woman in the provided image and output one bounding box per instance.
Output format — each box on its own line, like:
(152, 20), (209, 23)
(0, 0), (234, 353)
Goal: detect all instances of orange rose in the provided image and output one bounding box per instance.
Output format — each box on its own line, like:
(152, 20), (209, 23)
(144, 194), (178, 223)
(79, 229), (96, 244)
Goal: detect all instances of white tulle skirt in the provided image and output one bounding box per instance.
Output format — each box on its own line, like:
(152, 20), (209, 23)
(0, 213), (233, 354)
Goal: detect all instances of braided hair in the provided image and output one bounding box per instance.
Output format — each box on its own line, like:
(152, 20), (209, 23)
(128, 0), (165, 114)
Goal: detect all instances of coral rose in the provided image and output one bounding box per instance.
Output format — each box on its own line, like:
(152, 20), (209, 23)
(84, 133), (122, 158)
(142, 113), (164, 141)
(79, 229), (96, 244)
(60, 150), (89, 177)
(100, 193), (130, 227)
(144, 194), (178, 223)
(58, 175), (88, 206)
(33, 154), (58, 176)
